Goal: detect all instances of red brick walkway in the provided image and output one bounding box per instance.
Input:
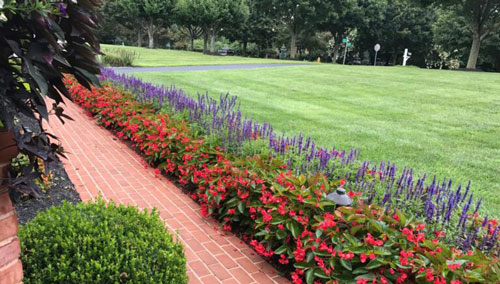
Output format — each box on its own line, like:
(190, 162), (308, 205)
(45, 99), (289, 284)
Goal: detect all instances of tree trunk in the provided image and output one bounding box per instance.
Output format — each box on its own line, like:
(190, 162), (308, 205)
(466, 33), (481, 69)
(203, 33), (208, 54)
(333, 44), (341, 63)
(209, 33), (216, 54)
(391, 53), (397, 65)
(187, 26), (195, 51)
(242, 41), (248, 56)
(137, 31), (142, 47)
(290, 32), (297, 59)
(147, 25), (155, 49)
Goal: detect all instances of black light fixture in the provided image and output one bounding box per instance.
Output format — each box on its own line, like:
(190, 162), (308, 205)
(326, 188), (352, 207)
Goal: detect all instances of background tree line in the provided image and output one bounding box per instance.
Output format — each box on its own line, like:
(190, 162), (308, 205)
(99, 0), (500, 71)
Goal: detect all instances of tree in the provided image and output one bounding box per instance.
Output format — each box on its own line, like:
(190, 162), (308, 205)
(100, 0), (143, 46)
(101, 0), (168, 48)
(102, 0), (174, 49)
(318, 0), (362, 62)
(270, 0), (326, 59)
(223, 0), (278, 56)
(480, 28), (500, 71)
(175, 0), (203, 51)
(458, 0), (500, 68)
(355, 0), (435, 66)
(431, 8), (470, 67)
(420, 0), (500, 69)
(433, 8), (500, 71)
(143, 0), (175, 49)
(198, 0), (249, 54)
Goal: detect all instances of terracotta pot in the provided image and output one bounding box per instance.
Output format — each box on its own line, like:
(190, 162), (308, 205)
(0, 130), (19, 179)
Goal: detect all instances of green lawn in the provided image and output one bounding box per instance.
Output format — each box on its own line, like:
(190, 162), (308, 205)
(132, 65), (500, 216)
(101, 44), (308, 67)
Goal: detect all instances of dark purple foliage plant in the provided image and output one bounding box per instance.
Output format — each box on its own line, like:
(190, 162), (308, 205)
(0, 0), (101, 196)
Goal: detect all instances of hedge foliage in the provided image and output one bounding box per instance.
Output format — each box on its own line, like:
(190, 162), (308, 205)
(64, 77), (500, 284)
(101, 48), (137, 66)
(19, 200), (188, 284)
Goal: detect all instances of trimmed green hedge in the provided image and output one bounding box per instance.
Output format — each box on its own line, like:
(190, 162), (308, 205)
(19, 200), (188, 284)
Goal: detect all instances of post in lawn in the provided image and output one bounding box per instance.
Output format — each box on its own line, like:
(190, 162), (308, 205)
(374, 43), (380, 66)
(403, 48), (412, 66)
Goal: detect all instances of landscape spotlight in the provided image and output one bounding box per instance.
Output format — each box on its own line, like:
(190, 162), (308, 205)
(326, 188), (352, 207)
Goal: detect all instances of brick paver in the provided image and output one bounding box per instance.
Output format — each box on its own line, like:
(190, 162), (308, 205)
(45, 98), (289, 284)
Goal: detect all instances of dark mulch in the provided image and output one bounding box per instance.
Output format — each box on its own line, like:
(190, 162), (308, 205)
(9, 113), (81, 225)
(12, 157), (80, 225)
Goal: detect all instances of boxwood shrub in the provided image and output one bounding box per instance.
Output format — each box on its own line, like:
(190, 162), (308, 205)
(19, 200), (188, 284)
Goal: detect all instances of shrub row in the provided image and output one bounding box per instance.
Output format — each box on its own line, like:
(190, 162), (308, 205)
(65, 77), (500, 284)
(19, 200), (188, 284)
(100, 48), (137, 66)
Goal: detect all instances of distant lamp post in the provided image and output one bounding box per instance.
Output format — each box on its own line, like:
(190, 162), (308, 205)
(279, 44), (287, 59)
(374, 43), (380, 66)
(326, 188), (352, 207)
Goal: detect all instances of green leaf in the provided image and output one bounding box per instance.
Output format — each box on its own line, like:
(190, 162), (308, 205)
(463, 270), (484, 282)
(343, 233), (361, 245)
(339, 258), (352, 271)
(271, 216), (285, 225)
(276, 229), (287, 240)
(225, 197), (239, 207)
(395, 262), (411, 269)
(368, 219), (387, 233)
(395, 209), (407, 226)
(298, 175), (306, 185)
(446, 259), (468, 266)
(350, 225), (364, 235)
(348, 246), (366, 254)
(294, 262), (312, 269)
(237, 202), (245, 214)
(254, 230), (269, 237)
(347, 214), (368, 223)
(354, 273), (376, 281)
(274, 245), (287, 255)
(365, 258), (382, 270)
(305, 269), (315, 284)
(337, 206), (355, 215)
(315, 230), (323, 238)
(314, 269), (330, 279)
(352, 267), (369, 275)
(306, 251), (314, 263)
(373, 247), (391, 256)
(286, 220), (300, 238)
(313, 250), (331, 257)
(383, 240), (396, 248)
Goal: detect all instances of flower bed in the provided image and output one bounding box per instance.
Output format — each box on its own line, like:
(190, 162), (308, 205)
(99, 68), (499, 256)
(65, 76), (500, 284)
